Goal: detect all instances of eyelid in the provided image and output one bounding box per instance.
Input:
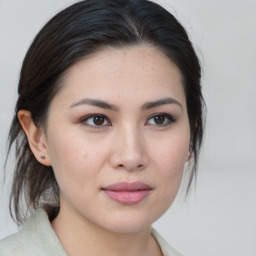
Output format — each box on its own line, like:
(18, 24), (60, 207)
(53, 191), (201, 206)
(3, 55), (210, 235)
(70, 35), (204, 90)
(80, 114), (111, 128)
(79, 112), (176, 128)
(145, 112), (176, 126)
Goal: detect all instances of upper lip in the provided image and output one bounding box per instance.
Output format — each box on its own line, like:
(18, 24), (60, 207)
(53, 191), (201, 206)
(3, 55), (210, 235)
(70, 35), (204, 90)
(102, 181), (152, 191)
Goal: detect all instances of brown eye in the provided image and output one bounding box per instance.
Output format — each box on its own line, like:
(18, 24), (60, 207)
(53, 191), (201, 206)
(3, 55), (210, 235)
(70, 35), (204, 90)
(146, 113), (176, 127)
(81, 114), (110, 128)
(154, 116), (165, 125)
(93, 116), (105, 125)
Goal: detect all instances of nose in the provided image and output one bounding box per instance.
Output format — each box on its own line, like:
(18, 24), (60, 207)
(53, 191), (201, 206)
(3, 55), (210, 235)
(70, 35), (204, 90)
(109, 125), (148, 171)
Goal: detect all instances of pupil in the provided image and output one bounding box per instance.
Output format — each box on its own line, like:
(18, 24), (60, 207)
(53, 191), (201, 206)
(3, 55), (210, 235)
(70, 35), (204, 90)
(93, 116), (104, 125)
(154, 116), (164, 124)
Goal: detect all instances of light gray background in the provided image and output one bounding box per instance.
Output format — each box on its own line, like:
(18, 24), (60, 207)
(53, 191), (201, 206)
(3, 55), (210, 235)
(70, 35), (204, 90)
(0, 0), (255, 255)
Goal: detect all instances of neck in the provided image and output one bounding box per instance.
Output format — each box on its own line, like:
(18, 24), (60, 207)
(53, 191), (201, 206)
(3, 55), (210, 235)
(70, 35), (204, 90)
(51, 205), (162, 256)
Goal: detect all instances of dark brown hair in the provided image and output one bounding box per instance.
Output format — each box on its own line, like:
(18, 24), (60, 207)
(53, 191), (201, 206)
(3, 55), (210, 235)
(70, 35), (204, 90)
(6, 0), (205, 224)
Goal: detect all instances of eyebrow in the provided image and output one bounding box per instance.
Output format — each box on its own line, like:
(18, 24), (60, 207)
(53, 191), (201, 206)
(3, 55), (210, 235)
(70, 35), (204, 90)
(69, 97), (182, 111)
(141, 97), (183, 111)
(69, 98), (119, 111)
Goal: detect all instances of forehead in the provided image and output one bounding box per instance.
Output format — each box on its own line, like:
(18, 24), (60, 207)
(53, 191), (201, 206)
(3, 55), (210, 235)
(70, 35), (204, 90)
(53, 45), (186, 106)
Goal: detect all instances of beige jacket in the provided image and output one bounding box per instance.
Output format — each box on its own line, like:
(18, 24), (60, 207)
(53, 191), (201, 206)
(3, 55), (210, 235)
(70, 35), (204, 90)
(0, 209), (183, 256)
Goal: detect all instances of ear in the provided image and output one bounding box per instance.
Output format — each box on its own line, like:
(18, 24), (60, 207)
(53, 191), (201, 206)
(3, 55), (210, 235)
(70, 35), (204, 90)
(186, 147), (192, 162)
(18, 110), (51, 166)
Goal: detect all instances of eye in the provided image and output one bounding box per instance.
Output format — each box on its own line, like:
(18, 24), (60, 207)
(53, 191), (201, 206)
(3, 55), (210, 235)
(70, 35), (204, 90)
(146, 113), (176, 126)
(81, 114), (111, 128)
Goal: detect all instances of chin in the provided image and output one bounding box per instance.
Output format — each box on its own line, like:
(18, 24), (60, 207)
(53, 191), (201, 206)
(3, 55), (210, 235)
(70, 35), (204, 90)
(98, 211), (161, 234)
(105, 222), (151, 234)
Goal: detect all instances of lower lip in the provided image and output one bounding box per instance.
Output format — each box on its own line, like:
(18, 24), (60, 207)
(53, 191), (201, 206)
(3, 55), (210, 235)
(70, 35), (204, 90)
(103, 190), (151, 205)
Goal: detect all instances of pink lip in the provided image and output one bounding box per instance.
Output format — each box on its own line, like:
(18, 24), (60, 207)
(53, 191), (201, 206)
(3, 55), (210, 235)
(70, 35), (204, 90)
(102, 182), (152, 205)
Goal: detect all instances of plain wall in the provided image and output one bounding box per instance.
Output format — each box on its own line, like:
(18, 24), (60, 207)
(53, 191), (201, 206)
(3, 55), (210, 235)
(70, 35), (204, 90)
(0, 1), (255, 255)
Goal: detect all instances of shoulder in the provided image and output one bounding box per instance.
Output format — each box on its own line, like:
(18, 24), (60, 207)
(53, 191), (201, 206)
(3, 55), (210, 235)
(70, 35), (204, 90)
(0, 208), (67, 256)
(0, 228), (28, 256)
(152, 228), (183, 256)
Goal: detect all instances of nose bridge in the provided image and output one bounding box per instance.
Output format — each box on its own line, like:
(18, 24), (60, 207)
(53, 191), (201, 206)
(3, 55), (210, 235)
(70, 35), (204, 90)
(122, 122), (142, 153)
(111, 122), (147, 171)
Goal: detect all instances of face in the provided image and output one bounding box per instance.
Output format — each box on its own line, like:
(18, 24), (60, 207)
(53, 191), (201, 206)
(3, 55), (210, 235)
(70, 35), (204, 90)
(44, 45), (190, 233)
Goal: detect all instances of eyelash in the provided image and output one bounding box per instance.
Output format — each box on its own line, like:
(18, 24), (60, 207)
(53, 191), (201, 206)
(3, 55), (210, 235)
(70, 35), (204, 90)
(146, 113), (176, 127)
(80, 113), (176, 128)
(80, 114), (111, 129)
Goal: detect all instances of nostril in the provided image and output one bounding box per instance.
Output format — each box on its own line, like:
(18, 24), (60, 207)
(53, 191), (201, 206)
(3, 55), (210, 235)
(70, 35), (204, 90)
(116, 163), (144, 170)
(110, 149), (148, 171)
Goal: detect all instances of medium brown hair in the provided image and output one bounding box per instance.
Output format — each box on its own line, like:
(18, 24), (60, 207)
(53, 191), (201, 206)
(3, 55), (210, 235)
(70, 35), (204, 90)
(6, 0), (205, 224)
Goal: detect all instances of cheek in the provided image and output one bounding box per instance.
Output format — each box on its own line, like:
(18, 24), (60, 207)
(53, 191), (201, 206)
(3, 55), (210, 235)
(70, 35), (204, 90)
(151, 129), (190, 197)
(46, 127), (113, 198)
(47, 132), (97, 185)
(154, 145), (185, 213)
(153, 133), (190, 170)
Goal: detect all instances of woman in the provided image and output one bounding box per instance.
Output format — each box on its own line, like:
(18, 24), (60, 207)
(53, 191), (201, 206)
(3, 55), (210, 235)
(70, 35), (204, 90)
(0, 0), (204, 255)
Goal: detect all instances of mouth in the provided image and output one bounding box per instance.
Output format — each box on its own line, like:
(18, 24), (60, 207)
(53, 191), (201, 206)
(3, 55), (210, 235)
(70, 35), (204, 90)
(102, 181), (152, 205)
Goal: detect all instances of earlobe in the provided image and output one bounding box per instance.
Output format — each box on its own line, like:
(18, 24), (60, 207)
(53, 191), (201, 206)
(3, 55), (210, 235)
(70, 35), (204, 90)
(17, 110), (51, 166)
(186, 149), (192, 162)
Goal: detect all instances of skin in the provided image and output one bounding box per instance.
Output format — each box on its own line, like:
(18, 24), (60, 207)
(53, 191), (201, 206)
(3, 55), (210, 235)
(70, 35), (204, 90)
(19, 45), (190, 256)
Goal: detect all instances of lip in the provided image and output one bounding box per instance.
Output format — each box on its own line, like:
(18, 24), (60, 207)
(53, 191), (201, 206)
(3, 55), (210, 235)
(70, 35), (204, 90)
(102, 182), (152, 205)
